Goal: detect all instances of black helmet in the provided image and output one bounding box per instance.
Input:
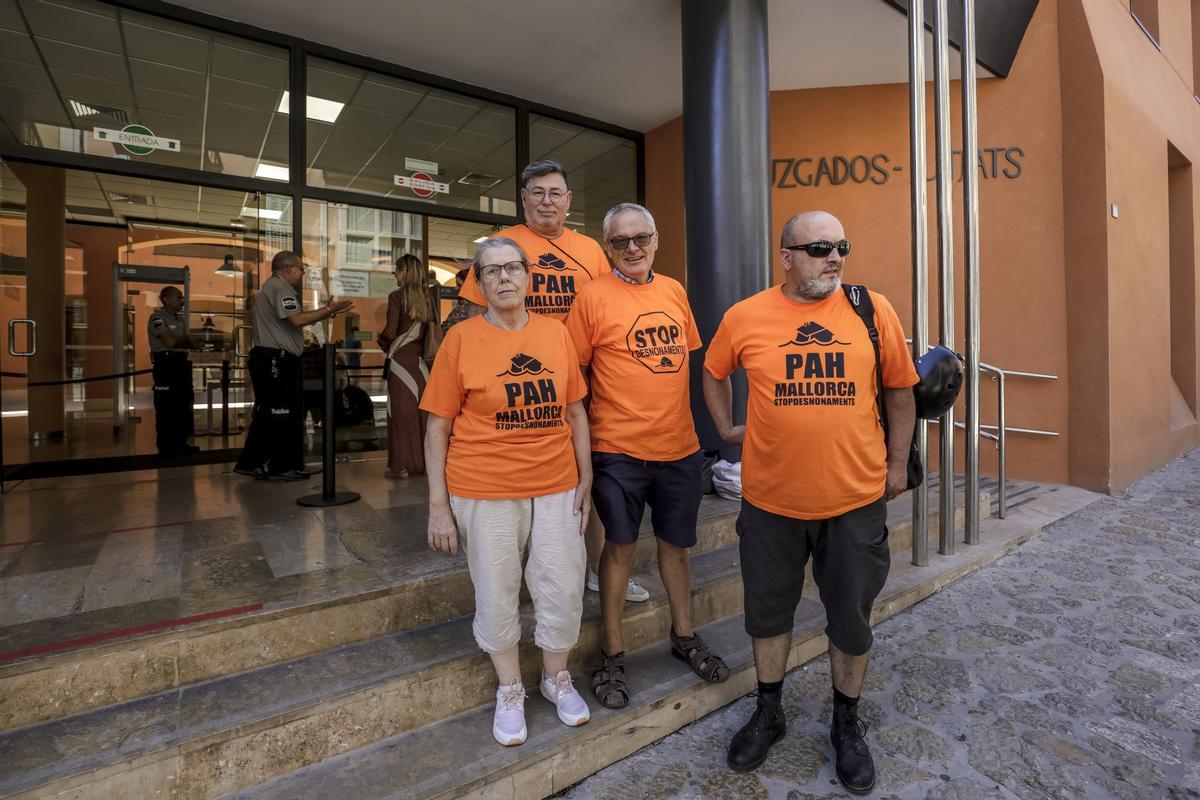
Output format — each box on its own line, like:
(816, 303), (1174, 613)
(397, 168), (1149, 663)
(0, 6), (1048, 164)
(914, 346), (964, 420)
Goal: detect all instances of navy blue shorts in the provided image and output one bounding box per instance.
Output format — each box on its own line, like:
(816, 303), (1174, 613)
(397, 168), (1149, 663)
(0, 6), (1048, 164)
(737, 497), (890, 656)
(591, 450), (703, 549)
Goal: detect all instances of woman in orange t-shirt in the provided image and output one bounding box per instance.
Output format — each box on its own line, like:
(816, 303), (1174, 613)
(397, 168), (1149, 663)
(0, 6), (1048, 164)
(420, 237), (594, 747)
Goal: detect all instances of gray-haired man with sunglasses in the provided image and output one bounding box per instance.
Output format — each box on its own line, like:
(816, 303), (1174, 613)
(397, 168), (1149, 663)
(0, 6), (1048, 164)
(566, 202), (730, 710)
(703, 210), (918, 793)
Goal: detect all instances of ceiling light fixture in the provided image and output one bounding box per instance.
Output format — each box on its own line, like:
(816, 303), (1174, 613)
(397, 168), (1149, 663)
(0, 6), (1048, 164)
(241, 207), (284, 220)
(254, 163), (289, 181)
(277, 91), (345, 124)
(472, 235), (489, 244)
(215, 254), (243, 277)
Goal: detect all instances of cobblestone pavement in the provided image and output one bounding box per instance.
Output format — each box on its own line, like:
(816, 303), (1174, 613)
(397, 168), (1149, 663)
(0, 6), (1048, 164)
(561, 451), (1200, 799)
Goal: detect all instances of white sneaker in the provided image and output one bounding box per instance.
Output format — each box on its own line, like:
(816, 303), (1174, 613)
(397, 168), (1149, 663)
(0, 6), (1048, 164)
(586, 568), (651, 603)
(492, 682), (527, 746)
(540, 670), (591, 727)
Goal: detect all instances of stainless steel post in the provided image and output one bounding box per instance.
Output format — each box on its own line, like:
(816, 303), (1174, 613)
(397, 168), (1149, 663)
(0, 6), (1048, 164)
(997, 370), (1007, 518)
(933, 0), (956, 555)
(908, 0), (930, 567)
(961, 0), (982, 544)
(112, 261), (123, 431)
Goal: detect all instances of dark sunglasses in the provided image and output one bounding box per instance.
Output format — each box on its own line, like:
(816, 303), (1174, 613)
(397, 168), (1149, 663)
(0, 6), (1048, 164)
(608, 233), (654, 251)
(783, 239), (851, 258)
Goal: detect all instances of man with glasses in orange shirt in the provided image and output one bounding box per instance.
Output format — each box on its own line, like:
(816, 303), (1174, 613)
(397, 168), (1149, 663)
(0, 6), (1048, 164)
(704, 211), (917, 793)
(567, 202), (730, 710)
(461, 160), (650, 605)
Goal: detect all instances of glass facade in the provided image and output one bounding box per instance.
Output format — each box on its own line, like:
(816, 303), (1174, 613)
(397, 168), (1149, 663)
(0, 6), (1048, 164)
(306, 57), (517, 215)
(0, 0), (640, 479)
(0, 0), (290, 179)
(529, 114), (638, 241)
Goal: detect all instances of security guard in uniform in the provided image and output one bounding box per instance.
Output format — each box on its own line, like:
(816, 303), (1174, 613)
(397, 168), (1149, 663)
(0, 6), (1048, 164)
(234, 251), (353, 480)
(148, 286), (198, 456)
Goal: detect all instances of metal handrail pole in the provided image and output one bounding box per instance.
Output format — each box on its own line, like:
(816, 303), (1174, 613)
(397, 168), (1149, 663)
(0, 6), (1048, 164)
(1001, 369), (1058, 380)
(997, 370), (1007, 517)
(950, 421), (999, 442)
(932, 0), (956, 556)
(943, 420), (1059, 437)
(979, 362), (1005, 517)
(221, 359), (231, 436)
(908, 0), (930, 567)
(961, 0), (983, 545)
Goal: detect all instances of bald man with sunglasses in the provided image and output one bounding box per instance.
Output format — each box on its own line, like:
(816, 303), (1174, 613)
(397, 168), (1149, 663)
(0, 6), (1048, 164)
(703, 211), (917, 793)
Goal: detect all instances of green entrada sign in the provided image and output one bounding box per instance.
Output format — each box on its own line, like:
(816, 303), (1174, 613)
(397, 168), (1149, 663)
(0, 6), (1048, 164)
(94, 125), (181, 156)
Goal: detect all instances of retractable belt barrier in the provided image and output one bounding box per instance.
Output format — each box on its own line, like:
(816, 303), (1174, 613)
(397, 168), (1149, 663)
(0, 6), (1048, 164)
(1, 368), (153, 386)
(297, 343), (361, 508)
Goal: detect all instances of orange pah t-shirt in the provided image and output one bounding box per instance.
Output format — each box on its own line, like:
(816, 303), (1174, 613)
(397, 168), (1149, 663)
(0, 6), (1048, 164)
(704, 285), (918, 519)
(458, 224), (608, 321)
(565, 272), (702, 461)
(419, 314), (587, 499)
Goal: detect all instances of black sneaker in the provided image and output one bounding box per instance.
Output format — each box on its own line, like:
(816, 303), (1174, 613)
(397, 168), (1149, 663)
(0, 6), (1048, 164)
(831, 703), (875, 794)
(233, 465), (268, 480)
(727, 699), (786, 773)
(268, 469), (310, 481)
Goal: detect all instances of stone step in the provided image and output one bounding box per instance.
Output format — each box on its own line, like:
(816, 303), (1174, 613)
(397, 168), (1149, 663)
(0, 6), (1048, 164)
(221, 485), (1093, 800)
(0, 541), (746, 800)
(0, 484), (993, 800)
(0, 483), (977, 732)
(0, 495), (735, 732)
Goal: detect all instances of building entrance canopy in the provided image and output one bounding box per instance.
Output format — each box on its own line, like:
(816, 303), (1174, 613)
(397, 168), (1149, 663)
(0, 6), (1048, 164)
(167, 0), (1028, 133)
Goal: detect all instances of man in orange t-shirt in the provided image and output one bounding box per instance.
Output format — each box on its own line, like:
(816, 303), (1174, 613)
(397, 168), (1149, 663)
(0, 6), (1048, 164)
(703, 211), (917, 791)
(566, 202), (729, 710)
(458, 160), (608, 323)
(461, 160), (648, 606)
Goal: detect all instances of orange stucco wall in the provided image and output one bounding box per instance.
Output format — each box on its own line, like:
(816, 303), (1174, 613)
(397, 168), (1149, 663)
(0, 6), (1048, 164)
(1065, 0), (1200, 491)
(647, 0), (1200, 492)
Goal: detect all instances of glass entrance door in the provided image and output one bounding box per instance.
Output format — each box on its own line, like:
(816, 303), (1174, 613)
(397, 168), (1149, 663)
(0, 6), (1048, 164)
(0, 160), (293, 484)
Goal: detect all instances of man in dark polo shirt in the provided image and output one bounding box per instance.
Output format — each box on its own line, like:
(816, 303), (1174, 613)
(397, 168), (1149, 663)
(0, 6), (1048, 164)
(234, 251), (353, 480)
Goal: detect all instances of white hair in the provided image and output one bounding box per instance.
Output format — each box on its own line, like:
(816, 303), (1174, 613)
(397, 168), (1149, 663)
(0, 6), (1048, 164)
(602, 202), (656, 240)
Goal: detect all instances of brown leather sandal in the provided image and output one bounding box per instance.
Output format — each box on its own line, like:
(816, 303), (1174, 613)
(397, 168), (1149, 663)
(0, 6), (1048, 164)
(671, 629), (730, 683)
(590, 651), (629, 708)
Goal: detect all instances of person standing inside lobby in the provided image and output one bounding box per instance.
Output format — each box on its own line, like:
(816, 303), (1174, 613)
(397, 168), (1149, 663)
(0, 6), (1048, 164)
(378, 253), (438, 479)
(459, 159), (648, 604)
(147, 285), (197, 456)
(234, 251), (353, 481)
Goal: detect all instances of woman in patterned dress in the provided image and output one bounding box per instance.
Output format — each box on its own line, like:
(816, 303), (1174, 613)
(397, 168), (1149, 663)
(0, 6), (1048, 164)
(377, 254), (434, 477)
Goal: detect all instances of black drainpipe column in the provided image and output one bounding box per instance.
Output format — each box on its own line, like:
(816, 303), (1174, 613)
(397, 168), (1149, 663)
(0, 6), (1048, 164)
(682, 0), (772, 462)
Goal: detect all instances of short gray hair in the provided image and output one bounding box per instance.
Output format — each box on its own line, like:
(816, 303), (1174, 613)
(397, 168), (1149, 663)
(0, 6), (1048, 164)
(520, 159), (569, 189)
(472, 236), (529, 281)
(603, 203), (656, 240)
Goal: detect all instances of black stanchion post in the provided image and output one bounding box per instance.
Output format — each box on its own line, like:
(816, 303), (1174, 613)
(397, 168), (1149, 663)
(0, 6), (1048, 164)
(298, 342), (360, 507)
(220, 359), (230, 436)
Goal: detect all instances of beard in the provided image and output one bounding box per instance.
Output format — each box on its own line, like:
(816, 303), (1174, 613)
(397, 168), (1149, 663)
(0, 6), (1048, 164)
(797, 273), (842, 301)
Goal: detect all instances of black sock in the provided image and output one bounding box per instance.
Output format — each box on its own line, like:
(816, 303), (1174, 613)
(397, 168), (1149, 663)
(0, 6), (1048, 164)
(757, 679), (783, 705)
(833, 687), (859, 708)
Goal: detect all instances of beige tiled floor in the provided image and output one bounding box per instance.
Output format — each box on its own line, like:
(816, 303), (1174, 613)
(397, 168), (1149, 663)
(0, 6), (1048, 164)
(0, 454), (435, 658)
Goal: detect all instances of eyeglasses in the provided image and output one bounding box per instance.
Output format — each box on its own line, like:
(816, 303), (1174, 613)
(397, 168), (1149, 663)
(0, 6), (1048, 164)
(479, 261), (527, 281)
(783, 240), (852, 258)
(608, 233), (655, 251)
(524, 188), (567, 203)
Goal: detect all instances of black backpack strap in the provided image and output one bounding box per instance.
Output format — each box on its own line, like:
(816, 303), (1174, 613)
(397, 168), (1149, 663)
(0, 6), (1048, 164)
(842, 283), (888, 434)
